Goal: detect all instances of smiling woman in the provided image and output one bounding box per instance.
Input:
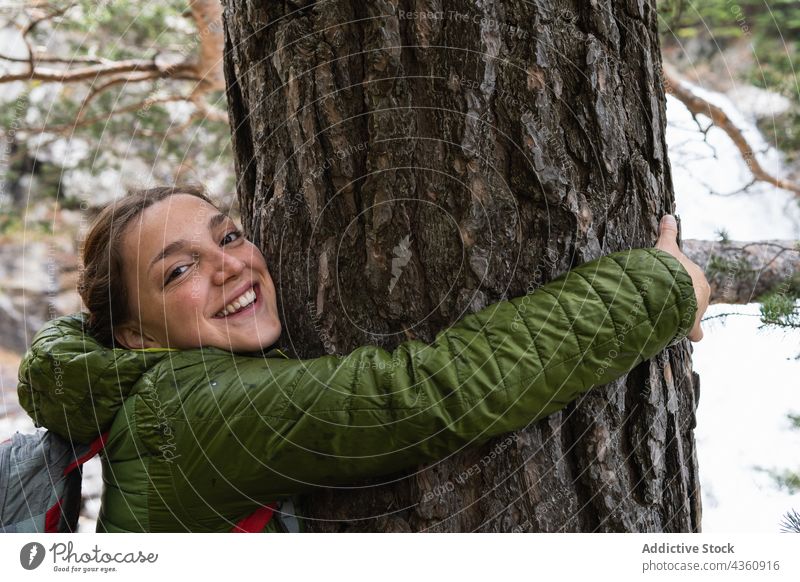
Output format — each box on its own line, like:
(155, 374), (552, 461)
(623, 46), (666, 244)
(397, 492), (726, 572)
(77, 185), (282, 352)
(14, 186), (702, 532)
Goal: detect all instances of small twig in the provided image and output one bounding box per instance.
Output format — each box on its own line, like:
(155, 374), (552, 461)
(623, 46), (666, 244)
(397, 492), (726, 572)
(20, 2), (77, 76)
(23, 94), (188, 135)
(706, 178), (759, 197)
(701, 312), (764, 323)
(74, 72), (198, 125)
(0, 51), (108, 65)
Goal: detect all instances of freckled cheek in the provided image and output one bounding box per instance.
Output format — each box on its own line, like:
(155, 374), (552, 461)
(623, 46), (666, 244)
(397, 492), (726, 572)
(165, 286), (209, 317)
(263, 285), (279, 318)
(244, 241), (269, 268)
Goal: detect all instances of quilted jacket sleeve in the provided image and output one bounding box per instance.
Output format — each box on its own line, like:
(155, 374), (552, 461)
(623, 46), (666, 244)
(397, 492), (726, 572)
(163, 247), (697, 506)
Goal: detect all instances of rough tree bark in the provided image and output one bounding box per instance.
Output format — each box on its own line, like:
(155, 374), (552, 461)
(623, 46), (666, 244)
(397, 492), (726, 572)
(221, 0), (702, 532)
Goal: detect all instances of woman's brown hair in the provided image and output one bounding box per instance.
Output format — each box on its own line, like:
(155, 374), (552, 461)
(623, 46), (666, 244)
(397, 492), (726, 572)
(77, 184), (217, 348)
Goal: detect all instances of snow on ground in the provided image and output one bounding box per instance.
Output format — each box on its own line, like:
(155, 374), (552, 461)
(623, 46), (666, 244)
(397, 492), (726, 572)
(668, 79), (800, 532)
(692, 303), (800, 532)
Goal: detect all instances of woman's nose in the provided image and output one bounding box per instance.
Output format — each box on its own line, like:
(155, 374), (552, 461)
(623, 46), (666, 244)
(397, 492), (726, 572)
(211, 249), (246, 286)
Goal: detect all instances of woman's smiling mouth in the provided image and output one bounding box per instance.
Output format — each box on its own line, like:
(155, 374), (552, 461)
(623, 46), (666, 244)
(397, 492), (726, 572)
(213, 283), (259, 318)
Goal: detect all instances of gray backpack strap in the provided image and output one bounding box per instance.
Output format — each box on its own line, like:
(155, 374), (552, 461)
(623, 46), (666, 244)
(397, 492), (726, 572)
(274, 497), (302, 533)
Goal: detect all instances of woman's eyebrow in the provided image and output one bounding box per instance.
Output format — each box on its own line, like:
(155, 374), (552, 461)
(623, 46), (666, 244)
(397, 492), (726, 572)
(147, 212), (231, 273)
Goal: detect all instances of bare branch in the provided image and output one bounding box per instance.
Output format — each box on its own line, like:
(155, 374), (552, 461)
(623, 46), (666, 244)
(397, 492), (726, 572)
(19, 2), (77, 75)
(0, 0), (229, 139)
(706, 178), (758, 197)
(0, 51), (109, 65)
(683, 238), (800, 304)
(74, 72), (164, 123)
(664, 64), (800, 197)
(0, 58), (198, 84)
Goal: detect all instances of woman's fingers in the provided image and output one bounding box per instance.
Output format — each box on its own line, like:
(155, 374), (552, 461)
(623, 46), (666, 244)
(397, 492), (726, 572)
(655, 214), (680, 254)
(685, 260), (711, 342)
(654, 214), (711, 342)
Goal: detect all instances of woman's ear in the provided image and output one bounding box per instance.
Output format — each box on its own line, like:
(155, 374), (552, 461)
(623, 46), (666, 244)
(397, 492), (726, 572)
(113, 323), (161, 350)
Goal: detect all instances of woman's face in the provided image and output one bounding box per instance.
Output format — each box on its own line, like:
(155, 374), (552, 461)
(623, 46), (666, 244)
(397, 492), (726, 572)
(113, 194), (282, 352)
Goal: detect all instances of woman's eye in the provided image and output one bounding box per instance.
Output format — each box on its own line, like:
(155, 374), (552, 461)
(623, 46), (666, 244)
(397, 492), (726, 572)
(162, 232), (240, 286)
(165, 265), (190, 285)
(221, 229), (242, 245)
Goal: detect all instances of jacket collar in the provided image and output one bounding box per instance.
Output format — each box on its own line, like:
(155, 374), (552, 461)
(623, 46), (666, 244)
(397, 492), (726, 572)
(17, 313), (291, 444)
(16, 312), (174, 444)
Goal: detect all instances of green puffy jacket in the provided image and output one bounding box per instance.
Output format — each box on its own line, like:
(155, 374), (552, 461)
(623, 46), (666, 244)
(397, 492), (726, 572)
(17, 248), (697, 532)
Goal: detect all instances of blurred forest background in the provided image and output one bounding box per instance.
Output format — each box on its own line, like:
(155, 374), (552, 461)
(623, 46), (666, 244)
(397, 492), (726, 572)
(0, 0), (798, 532)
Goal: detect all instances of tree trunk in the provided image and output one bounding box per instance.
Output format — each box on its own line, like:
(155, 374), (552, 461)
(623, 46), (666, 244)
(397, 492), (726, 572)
(221, 0), (702, 532)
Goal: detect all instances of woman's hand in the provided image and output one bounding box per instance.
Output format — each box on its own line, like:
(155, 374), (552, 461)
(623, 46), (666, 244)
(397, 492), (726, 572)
(654, 214), (710, 341)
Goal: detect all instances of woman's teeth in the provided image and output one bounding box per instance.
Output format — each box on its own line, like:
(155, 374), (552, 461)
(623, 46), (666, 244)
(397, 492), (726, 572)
(215, 288), (256, 317)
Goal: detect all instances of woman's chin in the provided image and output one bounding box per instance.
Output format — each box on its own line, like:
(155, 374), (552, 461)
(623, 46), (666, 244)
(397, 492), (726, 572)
(219, 322), (281, 352)
(253, 320), (282, 350)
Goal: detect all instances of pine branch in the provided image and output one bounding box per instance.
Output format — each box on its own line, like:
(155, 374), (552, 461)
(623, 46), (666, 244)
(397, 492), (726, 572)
(779, 508), (800, 533)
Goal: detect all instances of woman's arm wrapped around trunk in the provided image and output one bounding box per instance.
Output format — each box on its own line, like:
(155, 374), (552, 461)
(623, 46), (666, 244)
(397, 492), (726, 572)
(161, 246), (698, 507)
